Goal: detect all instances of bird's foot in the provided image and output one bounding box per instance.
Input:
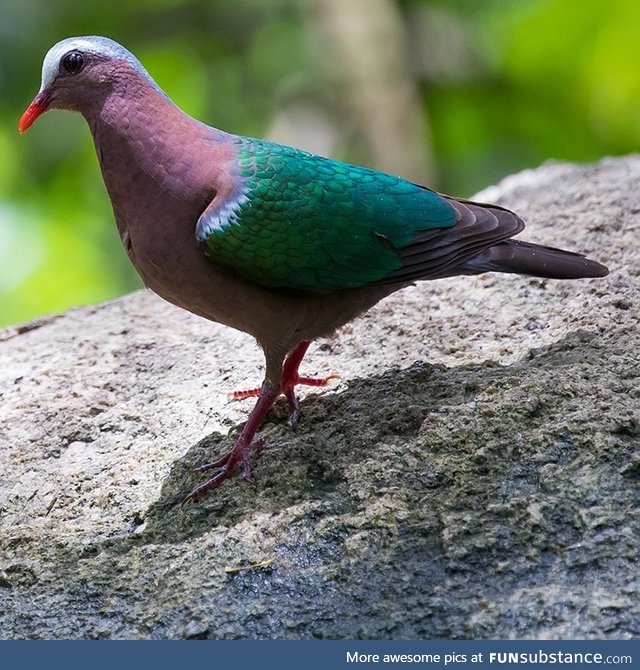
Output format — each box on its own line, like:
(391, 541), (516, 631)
(228, 374), (340, 402)
(184, 343), (337, 501)
(183, 436), (264, 503)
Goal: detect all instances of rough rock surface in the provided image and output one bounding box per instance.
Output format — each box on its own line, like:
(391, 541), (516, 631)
(1, 156), (638, 640)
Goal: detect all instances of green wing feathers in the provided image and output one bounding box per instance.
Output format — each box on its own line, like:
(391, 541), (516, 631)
(198, 138), (456, 293)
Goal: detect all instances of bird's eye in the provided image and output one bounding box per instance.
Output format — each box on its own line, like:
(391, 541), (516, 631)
(62, 51), (85, 74)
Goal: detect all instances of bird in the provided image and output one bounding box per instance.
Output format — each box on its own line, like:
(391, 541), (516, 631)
(20, 36), (608, 501)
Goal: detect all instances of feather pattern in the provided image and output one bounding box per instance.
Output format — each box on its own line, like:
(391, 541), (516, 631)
(197, 138), (457, 293)
(378, 198), (524, 283)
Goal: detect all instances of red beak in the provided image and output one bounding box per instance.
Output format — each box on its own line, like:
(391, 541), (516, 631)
(19, 90), (52, 134)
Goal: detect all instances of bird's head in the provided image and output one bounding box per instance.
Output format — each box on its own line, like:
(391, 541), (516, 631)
(19, 36), (154, 133)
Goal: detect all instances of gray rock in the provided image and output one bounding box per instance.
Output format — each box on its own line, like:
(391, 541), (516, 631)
(0, 156), (638, 639)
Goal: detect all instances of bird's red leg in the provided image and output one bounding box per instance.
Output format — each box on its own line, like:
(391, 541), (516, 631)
(229, 340), (339, 417)
(281, 340), (311, 387)
(279, 340), (341, 425)
(183, 381), (281, 502)
(280, 340), (312, 427)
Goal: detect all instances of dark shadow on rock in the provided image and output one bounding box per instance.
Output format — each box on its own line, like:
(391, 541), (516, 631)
(112, 327), (627, 550)
(12, 325), (639, 639)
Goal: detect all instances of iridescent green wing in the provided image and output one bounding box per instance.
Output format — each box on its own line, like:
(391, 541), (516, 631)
(196, 138), (456, 293)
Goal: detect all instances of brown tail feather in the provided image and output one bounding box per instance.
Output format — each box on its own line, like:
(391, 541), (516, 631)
(466, 239), (609, 279)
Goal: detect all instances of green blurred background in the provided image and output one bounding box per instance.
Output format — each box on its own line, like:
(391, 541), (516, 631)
(1, 0), (638, 327)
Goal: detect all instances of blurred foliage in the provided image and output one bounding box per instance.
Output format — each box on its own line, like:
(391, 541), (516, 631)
(0, 0), (637, 327)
